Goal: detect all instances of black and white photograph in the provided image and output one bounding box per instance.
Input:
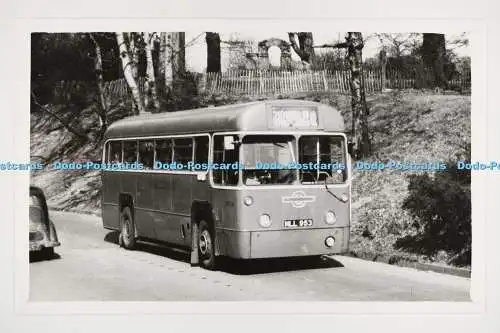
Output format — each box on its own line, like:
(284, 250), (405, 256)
(2, 1), (500, 332)
(27, 30), (472, 301)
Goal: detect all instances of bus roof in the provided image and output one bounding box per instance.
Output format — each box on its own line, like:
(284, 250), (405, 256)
(104, 99), (345, 140)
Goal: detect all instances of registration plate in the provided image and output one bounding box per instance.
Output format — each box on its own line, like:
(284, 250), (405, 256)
(284, 219), (313, 228)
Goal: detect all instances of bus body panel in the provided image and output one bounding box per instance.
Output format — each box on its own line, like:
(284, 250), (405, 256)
(210, 186), (350, 231)
(120, 173), (155, 239)
(135, 173), (156, 239)
(216, 230), (251, 258)
(102, 203), (120, 231)
(101, 171), (120, 230)
(212, 186), (350, 258)
(249, 227), (349, 258)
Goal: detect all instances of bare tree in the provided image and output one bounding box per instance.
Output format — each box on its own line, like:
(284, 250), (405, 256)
(288, 32), (315, 70)
(88, 33), (108, 134)
(375, 33), (420, 58)
(116, 32), (146, 114)
(143, 32), (159, 110)
(315, 32), (371, 158)
(446, 33), (469, 51)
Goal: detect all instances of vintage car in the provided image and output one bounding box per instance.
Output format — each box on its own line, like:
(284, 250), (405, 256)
(29, 186), (60, 256)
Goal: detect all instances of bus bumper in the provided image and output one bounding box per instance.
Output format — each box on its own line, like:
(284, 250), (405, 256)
(217, 227), (349, 259)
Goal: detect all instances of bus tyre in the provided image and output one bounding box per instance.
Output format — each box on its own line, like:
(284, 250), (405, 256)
(198, 220), (216, 270)
(120, 206), (136, 250)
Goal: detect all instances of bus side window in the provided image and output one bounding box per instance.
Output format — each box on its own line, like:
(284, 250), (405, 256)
(155, 139), (173, 164)
(213, 137), (224, 184)
(109, 141), (123, 163)
(194, 136), (209, 164)
(123, 140), (138, 163)
(213, 135), (239, 185)
(139, 140), (154, 169)
(173, 138), (193, 165)
(105, 142), (111, 163)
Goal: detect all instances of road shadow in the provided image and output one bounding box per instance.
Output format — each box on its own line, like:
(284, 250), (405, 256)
(104, 231), (190, 264)
(216, 255), (344, 275)
(29, 250), (61, 263)
(103, 231), (344, 274)
(104, 230), (120, 244)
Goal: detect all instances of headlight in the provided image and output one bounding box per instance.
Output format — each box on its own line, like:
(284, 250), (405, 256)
(325, 236), (335, 248)
(259, 214), (272, 228)
(243, 196), (253, 206)
(325, 211), (336, 224)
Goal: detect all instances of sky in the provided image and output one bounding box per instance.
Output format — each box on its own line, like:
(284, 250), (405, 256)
(183, 31), (471, 73)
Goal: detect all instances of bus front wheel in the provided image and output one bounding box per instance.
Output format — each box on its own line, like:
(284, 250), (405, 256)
(198, 220), (216, 270)
(119, 206), (136, 250)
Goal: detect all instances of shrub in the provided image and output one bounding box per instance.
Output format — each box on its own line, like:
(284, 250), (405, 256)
(395, 146), (471, 266)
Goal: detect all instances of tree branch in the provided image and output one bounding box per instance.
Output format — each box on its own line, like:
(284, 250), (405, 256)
(288, 33), (307, 59)
(31, 92), (87, 140)
(314, 41), (348, 49)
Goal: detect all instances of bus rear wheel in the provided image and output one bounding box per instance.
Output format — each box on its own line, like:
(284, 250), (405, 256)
(119, 206), (136, 250)
(198, 220), (216, 270)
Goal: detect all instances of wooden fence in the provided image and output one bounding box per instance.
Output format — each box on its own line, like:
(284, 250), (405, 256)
(201, 69), (471, 96)
(51, 68), (471, 103)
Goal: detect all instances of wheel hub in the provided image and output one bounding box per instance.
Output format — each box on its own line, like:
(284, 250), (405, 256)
(199, 231), (211, 257)
(123, 217), (130, 238)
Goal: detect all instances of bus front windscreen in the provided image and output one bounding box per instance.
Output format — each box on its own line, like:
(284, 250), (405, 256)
(241, 134), (347, 186)
(298, 135), (347, 184)
(241, 135), (297, 185)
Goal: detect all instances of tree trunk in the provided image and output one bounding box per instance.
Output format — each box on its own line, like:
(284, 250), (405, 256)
(171, 32), (186, 96)
(422, 33), (447, 89)
(379, 49), (387, 91)
(116, 32), (146, 115)
(346, 32), (370, 158)
(144, 32), (160, 111)
(288, 32), (315, 70)
(206, 32), (221, 72)
(173, 32), (185, 78)
(128, 32), (139, 82)
(164, 33), (174, 94)
(158, 32), (186, 103)
(158, 32), (167, 107)
(89, 33), (108, 134)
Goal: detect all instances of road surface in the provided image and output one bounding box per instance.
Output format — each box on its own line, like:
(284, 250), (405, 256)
(29, 211), (470, 301)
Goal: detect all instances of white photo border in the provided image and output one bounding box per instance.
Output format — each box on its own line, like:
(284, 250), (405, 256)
(1, 0), (499, 331)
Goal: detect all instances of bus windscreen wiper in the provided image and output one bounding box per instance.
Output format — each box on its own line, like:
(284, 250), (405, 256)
(319, 171), (348, 203)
